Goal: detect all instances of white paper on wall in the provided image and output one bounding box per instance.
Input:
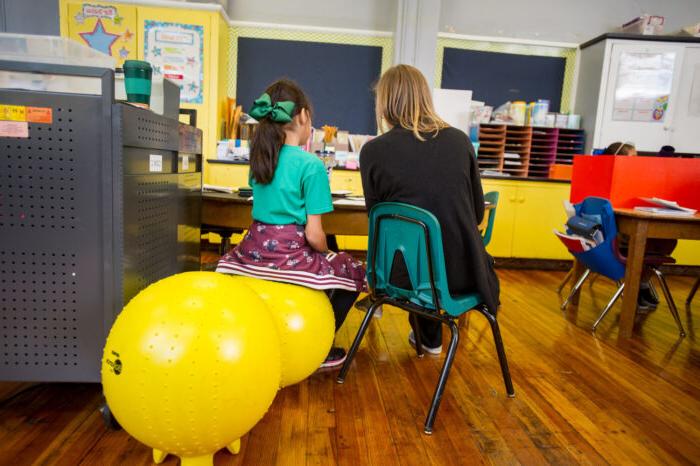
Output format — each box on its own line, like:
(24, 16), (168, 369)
(612, 52), (675, 123)
(433, 88), (472, 133)
(689, 64), (700, 117)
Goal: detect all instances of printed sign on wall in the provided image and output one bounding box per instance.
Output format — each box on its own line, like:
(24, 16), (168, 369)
(144, 20), (204, 104)
(612, 52), (675, 123)
(67, 2), (137, 66)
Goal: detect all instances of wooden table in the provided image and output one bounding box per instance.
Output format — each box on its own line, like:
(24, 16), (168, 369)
(614, 209), (700, 338)
(202, 191), (492, 237)
(569, 208), (700, 339)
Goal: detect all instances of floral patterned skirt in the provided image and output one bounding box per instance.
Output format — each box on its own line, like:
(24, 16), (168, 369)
(216, 221), (366, 292)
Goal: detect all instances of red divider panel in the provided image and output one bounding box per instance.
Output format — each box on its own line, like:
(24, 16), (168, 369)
(571, 155), (700, 209)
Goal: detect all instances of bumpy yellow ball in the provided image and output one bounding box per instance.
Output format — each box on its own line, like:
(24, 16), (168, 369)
(234, 277), (335, 387)
(102, 272), (281, 466)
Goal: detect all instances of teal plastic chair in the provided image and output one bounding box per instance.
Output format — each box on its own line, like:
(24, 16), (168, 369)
(337, 202), (514, 434)
(482, 191), (499, 247)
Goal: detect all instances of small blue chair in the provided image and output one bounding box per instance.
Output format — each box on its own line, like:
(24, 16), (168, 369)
(562, 197), (684, 334)
(336, 202), (514, 434)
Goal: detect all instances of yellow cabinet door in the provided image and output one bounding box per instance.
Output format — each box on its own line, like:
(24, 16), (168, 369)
(511, 183), (571, 259)
(481, 180), (519, 258)
(207, 163), (249, 188)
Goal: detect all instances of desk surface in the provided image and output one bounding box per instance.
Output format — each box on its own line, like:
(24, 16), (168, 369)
(203, 191), (368, 211)
(614, 208), (700, 222)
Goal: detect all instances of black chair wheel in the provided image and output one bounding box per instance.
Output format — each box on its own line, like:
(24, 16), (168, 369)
(100, 402), (122, 431)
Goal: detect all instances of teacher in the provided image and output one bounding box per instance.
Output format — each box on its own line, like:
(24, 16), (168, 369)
(359, 64), (499, 354)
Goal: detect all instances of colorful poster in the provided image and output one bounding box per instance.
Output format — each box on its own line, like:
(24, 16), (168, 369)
(612, 52), (675, 123)
(67, 2), (137, 66)
(144, 20), (204, 104)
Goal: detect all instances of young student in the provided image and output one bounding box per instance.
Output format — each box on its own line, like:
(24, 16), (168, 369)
(216, 80), (366, 368)
(358, 64), (499, 354)
(603, 141), (676, 310)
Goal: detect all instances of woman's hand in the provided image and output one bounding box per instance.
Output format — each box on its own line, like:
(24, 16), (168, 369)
(305, 214), (329, 253)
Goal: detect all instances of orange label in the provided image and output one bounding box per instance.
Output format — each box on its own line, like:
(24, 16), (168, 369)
(26, 107), (52, 124)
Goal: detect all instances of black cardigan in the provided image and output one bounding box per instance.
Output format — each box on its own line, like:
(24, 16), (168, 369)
(359, 126), (500, 312)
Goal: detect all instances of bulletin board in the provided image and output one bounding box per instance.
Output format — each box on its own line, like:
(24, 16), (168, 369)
(229, 25), (393, 135)
(435, 37), (578, 113)
(441, 48), (566, 112)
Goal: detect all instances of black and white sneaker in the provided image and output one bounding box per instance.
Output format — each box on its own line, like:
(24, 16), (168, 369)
(408, 330), (442, 355)
(320, 347), (347, 368)
(354, 295), (383, 318)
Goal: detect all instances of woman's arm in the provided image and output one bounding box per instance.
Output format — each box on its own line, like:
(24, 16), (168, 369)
(305, 214), (329, 253)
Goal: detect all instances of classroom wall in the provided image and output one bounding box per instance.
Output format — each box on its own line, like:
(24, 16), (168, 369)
(226, 0), (397, 32)
(0, 0), (60, 35)
(439, 0), (700, 43)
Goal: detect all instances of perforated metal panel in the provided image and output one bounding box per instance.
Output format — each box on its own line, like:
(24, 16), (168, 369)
(1, 250), (80, 369)
(0, 89), (108, 382)
(122, 173), (179, 305)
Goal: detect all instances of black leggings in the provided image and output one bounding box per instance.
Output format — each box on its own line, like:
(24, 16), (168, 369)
(326, 289), (359, 331)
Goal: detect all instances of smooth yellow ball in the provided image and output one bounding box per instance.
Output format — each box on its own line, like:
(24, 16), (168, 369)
(234, 277), (335, 387)
(102, 272), (281, 459)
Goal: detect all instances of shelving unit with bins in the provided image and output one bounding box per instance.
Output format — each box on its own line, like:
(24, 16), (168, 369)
(503, 126), (532, 177)
(477, 124), (585, 178)
(556, 129), (585, 165)
(529, 127), (559, 178)
(477, 124), (506, 172)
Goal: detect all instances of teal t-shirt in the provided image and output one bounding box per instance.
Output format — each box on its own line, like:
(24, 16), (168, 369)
(251, 145), (333, 225)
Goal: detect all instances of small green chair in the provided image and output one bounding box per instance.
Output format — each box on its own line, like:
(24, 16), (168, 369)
(482, 191), (499, 247)
(337, 202), (514, 434)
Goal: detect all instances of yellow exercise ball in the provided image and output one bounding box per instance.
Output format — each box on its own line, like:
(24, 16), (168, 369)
(233, 277), (335, 387)
(101, 272), (281, 466)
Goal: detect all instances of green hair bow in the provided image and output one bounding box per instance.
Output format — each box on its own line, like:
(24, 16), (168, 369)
(249, 92), (296, 123)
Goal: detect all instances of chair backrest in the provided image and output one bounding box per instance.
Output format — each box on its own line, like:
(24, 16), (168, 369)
(569, 196), (626, 281)
(482, 191), (499, 247)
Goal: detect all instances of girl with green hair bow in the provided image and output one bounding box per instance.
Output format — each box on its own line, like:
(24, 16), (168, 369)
(217, 79), (366, 370)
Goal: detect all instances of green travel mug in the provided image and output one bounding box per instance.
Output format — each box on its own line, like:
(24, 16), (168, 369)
(123, 60), (153, 106)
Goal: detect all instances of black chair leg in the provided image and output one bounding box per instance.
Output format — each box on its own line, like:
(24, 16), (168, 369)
(482, 310), (515, 397)
(409, 313), (425, 357)
(687, 278), (700, 305)
(423, 319), (459, 435)
(337, 300), (383, 384)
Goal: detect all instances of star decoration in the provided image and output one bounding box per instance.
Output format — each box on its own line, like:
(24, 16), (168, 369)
(119, 46), (129, 59)
(113, 15), (123, 25)
(74, 12), (85, 25)
(151, 46), (162, 57)
(188, 82), (198, 92)
(152, 65), (162, 75)
(122, 29), (134, 42)
(79, 19), (119, 56)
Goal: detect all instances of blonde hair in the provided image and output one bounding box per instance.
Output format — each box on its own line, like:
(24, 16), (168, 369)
(375, 64), (449, 141)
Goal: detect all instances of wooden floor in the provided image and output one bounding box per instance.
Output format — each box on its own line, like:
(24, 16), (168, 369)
(2, 270), (700, 465)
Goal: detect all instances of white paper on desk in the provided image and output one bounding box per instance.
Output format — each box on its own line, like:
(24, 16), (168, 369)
(333, 198), (366, 207)
(433, 88), (472, 133)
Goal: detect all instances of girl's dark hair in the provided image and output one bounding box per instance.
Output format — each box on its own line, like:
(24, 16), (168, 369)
(603, 142), (635, 156)
(250, 79), (312, 184)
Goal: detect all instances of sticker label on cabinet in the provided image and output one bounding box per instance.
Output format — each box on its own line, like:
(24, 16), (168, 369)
(149, 154), (163, 172)
(26, 107), (53, 124)
(182, 155), (189, 171)
(0, 104), (26, 122)
(0, 121), (29, 138)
